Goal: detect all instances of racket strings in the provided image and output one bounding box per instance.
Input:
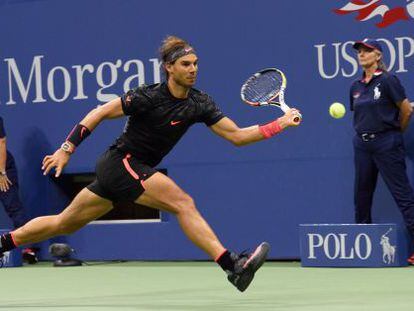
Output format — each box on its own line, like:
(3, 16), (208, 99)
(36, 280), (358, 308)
(242, 71), (282, 103)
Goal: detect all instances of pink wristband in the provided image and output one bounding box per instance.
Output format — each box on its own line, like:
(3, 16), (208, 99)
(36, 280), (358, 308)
(259, 119), (282, 138)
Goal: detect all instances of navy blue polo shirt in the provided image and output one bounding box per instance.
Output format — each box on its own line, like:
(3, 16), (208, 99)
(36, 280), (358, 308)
(350, 71), (406, 134)
(0, 117), (15, 169)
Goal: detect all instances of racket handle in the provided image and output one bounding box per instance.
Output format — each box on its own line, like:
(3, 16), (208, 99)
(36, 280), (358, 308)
(280, 102), (290, 113)
(279, 102), (302, 123)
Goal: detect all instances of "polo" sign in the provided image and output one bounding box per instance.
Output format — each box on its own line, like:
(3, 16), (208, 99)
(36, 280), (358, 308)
(299, 224), (408, 267)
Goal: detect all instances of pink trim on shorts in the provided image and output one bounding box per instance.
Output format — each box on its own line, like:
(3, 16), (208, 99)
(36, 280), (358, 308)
(122, 154), (140, 180)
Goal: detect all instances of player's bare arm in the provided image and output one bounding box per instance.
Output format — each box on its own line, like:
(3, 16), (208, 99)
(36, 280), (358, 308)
(397, 98), (412, 131)
(42, 98), (125, 177)
(210, 109), (301, 146)
(0, 137), (12, 192)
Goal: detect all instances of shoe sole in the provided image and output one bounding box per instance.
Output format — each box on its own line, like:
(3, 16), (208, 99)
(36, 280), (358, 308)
(237, 242), (270, 292)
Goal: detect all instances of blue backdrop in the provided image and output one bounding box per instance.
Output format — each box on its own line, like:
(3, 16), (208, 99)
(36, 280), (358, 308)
(0, 0), (413, 260)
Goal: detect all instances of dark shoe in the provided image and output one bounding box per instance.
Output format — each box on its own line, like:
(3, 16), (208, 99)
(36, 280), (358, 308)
(227, 242), (270, 292)
(0, 252), (3, 268)
(408, 253), (414, 265)
(22, 248), (39, 264)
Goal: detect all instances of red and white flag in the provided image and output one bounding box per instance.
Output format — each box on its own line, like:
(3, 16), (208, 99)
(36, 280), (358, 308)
(334, 0), (413, 28)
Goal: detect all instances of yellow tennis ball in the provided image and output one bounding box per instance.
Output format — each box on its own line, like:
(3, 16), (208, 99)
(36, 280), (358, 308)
(329, 102), (346, 119)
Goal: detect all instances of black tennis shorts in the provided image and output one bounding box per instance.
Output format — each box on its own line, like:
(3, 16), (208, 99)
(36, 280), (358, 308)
(87, 147), (157, 202)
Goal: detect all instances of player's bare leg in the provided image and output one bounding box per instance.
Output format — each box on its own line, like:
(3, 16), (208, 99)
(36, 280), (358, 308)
(137, 172), (269, 292)
(11, 188), (113, 245)
(136, 172), (225, 259)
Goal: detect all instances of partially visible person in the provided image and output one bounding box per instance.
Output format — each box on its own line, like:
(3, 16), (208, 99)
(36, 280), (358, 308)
(350, 39), (414, 264)
(0, 116), (38, 264)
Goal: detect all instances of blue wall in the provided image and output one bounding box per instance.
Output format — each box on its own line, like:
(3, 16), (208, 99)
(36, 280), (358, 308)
(0, 0), (413, 260)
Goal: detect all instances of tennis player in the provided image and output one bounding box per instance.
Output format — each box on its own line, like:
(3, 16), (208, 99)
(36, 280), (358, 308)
(0, 36), (301, 291)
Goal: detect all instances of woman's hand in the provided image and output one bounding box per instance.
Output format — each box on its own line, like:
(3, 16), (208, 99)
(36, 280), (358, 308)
(0, 174), (12, 192)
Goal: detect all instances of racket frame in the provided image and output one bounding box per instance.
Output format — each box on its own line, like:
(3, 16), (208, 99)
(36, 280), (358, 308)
(241, 68), (301, 120)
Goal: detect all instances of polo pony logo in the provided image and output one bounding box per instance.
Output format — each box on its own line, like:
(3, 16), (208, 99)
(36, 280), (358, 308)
(334, 0), (414, 28)
(374, 85), (381, 100)
(380, 228), (396, 264)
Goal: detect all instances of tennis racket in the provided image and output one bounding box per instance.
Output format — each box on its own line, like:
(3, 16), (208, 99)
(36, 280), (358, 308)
(241, 68), (301, 123)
